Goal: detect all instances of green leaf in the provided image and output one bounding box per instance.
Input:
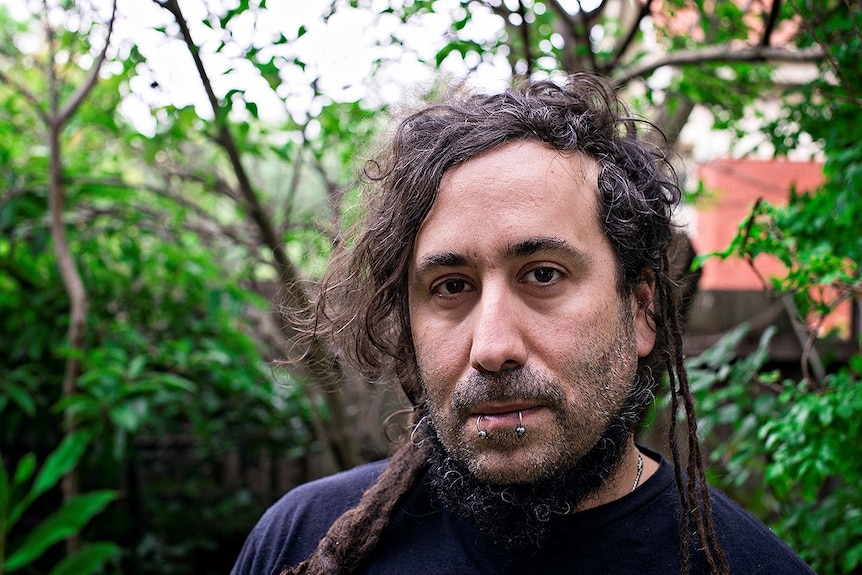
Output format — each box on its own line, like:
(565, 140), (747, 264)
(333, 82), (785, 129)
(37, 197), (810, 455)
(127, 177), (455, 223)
(12, 453), (37, 487)
(126, 354), (147, 379)
(4, 490), (115, 572)
(150, 372), (198, 393)
(47, 543), (120, 575)
(109, 403), (141, 432)
(5, 382), (36, 416)
(30, 431), (90, 498)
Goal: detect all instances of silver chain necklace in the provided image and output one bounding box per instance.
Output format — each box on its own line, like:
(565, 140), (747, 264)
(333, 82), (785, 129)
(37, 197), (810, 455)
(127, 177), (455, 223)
(631, 451), (644, 492)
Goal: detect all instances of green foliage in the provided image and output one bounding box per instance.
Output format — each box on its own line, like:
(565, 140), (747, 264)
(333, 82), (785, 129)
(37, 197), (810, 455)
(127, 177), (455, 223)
(760, 363), (862, 574)
(1, 432), (120, 575)
(1, 0), (860, 573)
(1, 4), (320, 572)
(692, 4), (862, 572)
(708, 1), (861, 319)
(0, 179), (315, 571)
(692, 327), (862, 575)
(688, 325), (779, 506)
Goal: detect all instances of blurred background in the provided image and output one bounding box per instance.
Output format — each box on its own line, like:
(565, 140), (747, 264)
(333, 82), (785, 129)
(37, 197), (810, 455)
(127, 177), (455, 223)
(0, 0), (859, 573)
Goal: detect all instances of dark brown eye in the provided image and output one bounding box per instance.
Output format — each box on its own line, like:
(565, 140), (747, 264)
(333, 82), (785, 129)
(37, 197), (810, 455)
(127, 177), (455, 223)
(432, 278), (469, 296)
(442, 279), (467, 294)
(531, 267), (559, 283)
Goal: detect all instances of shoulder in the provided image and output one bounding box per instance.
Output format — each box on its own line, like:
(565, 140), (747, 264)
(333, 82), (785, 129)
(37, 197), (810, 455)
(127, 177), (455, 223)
(230, 459), (389, 575)
(608, 450), (813, 574)
(707, 487), (815, 574)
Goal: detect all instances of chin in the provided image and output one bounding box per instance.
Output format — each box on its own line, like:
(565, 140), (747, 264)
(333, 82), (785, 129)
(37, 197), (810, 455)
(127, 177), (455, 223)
(465, 441), (571, 486)
(471, 462), (557, 485)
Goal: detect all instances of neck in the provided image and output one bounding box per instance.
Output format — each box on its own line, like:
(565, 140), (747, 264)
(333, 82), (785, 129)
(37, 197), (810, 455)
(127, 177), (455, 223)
(576, 438), (653, 511)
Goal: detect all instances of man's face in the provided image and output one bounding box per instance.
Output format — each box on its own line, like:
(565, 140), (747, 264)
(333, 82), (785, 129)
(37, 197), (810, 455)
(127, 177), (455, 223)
(408, 140), (656, 485)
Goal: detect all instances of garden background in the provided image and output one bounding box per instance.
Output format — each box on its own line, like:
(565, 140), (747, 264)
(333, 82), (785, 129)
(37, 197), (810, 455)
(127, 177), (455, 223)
(0, 1), (859, 574)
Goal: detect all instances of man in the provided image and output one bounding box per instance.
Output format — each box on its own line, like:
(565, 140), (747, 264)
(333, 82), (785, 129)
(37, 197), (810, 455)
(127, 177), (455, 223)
(232, 74), (813, 575)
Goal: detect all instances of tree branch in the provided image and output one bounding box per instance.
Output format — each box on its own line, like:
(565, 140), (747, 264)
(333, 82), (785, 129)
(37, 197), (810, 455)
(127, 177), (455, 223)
(614, 44), (824, 87)
(0, 70), (50, 124)
(42, 0), (117, 557)
(545, 0), (577, 31)
(760, 0), (781, 47)
(787, 0), (861, 106)
(604, 0), (654, 74)
(516, 1), (534, 74)
(155, 0), (360, 471)
(544, 0), (585, 72)
(72, 174), (260, 251)
(575, 0), (598, 71)
(57, 0), (117, 126)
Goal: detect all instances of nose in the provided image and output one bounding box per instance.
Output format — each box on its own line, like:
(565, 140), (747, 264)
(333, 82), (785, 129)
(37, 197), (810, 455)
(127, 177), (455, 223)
(469, 283), (527, 373)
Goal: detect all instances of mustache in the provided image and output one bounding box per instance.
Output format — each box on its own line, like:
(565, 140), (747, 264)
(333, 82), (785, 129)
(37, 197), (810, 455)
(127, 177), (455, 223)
(449, 367), (566, 416)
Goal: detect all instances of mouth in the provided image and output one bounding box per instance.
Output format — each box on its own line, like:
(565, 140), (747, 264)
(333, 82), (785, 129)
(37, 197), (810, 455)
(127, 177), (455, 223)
(471, 404), (544, 431)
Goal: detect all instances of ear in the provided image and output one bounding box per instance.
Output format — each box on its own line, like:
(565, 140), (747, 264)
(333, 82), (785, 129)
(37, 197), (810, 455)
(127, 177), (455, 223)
(632, 269), (657, 358)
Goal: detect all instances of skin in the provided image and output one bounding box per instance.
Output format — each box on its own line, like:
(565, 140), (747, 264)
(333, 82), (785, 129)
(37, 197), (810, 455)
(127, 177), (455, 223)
(408, 140), (659, 506)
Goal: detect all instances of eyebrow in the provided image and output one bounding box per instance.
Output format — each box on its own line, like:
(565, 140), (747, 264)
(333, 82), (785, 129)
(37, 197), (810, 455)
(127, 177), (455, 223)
(413, 251), (468, 280)
(412, 236), (593, 280)
(504, 236), (589, 263)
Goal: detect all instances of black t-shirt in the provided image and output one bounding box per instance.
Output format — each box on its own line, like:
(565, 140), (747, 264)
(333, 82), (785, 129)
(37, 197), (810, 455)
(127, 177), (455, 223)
(231, 450), (814, 575)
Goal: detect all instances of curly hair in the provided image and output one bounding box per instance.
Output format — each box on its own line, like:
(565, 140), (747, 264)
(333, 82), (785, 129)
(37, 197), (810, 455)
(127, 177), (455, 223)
(285, 73), (729, 575)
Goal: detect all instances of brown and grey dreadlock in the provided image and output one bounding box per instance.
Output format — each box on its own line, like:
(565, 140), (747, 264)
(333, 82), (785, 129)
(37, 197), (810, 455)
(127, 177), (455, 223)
(286, 73), (729, 575)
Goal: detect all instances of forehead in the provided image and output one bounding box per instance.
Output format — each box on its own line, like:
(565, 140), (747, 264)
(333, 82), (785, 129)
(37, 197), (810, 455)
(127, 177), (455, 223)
(412, 140), (610, 266)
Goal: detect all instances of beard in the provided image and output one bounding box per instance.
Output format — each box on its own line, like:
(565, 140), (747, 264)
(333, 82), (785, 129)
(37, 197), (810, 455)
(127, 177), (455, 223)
(420, 300), (651, 485)
(422, 372), (653, 549)
(417, 299), (657, 548)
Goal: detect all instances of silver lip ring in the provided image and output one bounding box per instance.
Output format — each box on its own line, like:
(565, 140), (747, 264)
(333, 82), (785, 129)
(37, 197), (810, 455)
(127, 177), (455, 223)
(476, 415), (489, 439)
(515, 410), (525, 437)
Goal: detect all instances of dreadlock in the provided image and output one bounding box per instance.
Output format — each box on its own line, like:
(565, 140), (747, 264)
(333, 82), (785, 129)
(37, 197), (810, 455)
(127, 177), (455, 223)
(661, 254), (731, 575)
(287, 73), (729, 575)
(282, 416), (431, 575)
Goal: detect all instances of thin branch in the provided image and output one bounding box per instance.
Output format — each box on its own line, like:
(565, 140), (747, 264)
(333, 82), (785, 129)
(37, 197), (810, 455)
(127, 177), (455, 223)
(760, 0), (781, 47)
(0, 70), (50, 124)
(798, 284), (859, 389)
(786, 0), (862, 106)
(575, 0), (598, 71)
(545, 0), (577, 31)
(43, 0), (118, 557)
(605, 0), (654, 73)
(613, 44), (824, 87)
(161, 163), (243, 204)
(479, 0), (529, 75)
(543, 0), (585, 72)
(157, 0), (288, 272)
(57, 0), (117, 127)
(44, 0), (57, 117)
(155, 0), (360, 471)
(75, 202), (262, 256)
(281, 138), (308, 227)
(516, 0), (534, 74)
(842, 0), (862, 45)
(72, 174), (259, 249)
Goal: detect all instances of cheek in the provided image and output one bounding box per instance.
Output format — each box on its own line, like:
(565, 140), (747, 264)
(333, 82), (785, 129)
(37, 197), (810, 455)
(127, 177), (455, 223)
(412, 311), (470, 371)
(413, 329), (459, 399)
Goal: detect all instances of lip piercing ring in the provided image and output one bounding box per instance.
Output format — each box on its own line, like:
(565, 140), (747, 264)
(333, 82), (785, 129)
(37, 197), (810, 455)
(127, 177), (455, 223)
(515, 411), (525, 437)
(477, 415), (489, 439)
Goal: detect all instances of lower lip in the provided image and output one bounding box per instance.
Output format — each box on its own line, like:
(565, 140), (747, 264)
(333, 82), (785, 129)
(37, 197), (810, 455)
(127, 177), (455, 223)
(475, 407), (543, 430)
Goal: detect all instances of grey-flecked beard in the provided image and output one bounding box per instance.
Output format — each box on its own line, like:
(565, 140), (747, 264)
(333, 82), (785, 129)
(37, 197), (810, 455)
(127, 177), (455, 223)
(422, 377), (650, 550)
